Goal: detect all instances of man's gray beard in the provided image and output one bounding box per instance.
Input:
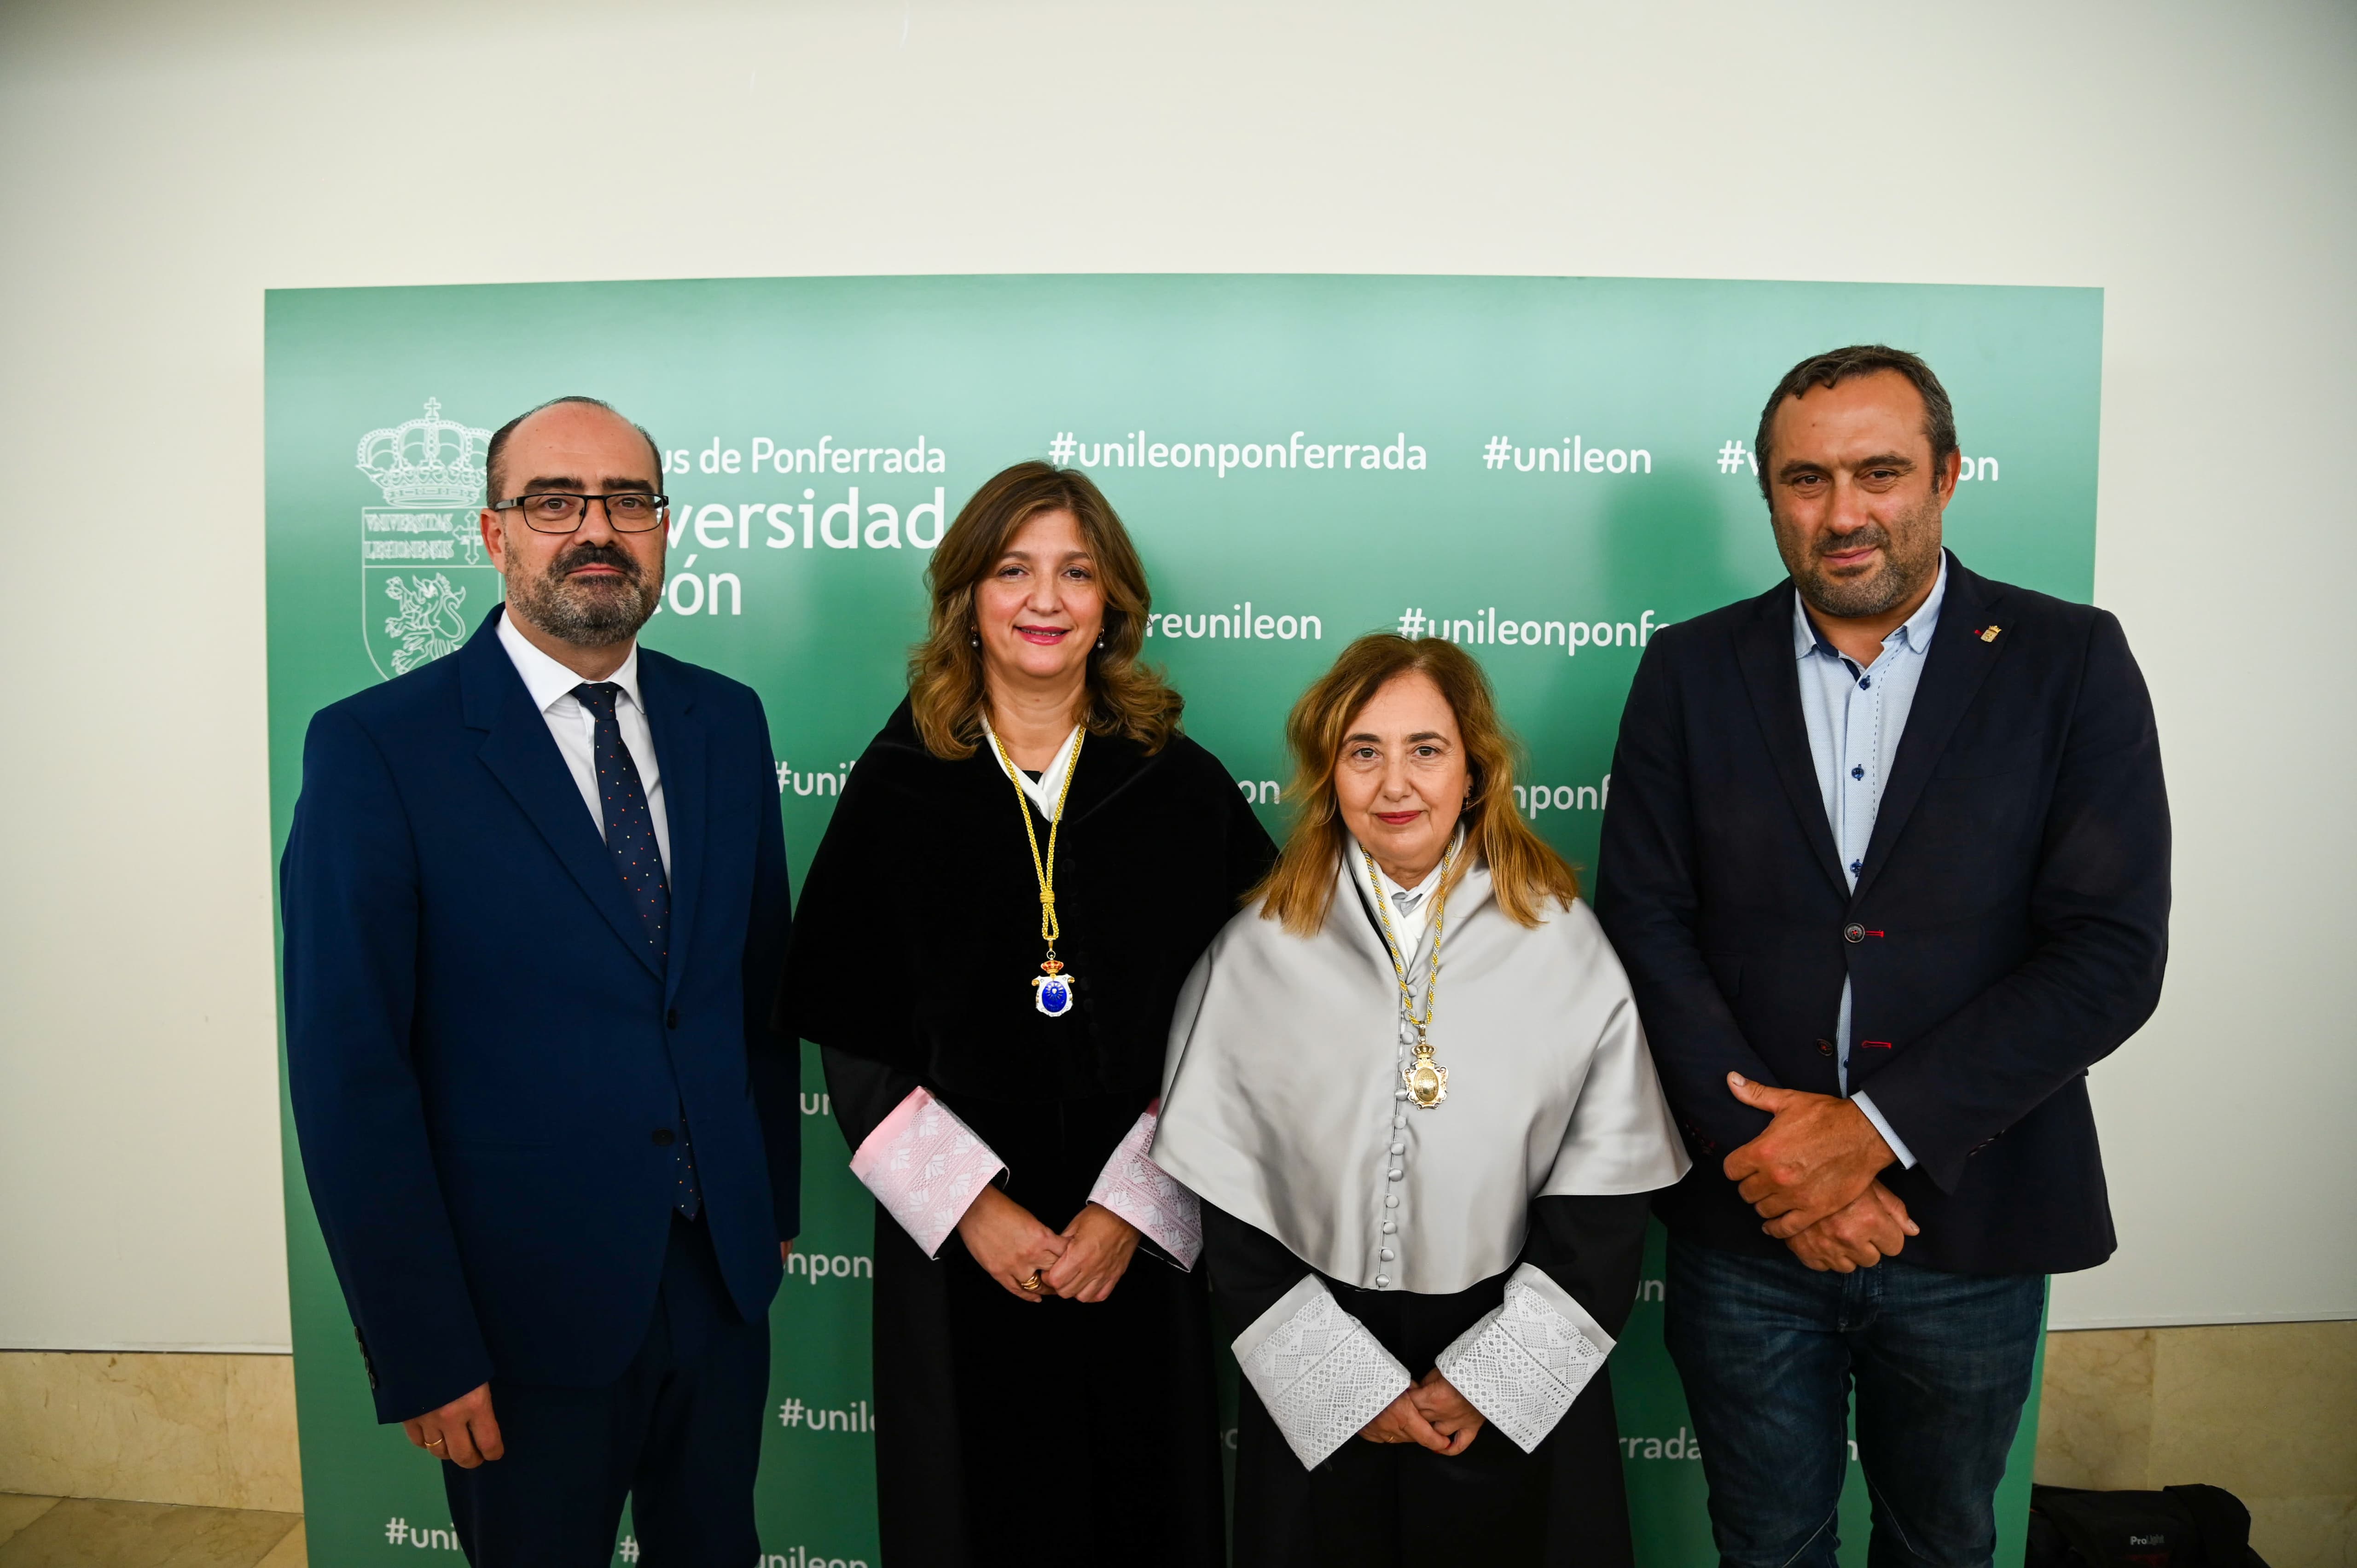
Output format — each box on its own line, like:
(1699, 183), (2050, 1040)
(1785, 505), (1943, 620)
(503, 547), (658, 647)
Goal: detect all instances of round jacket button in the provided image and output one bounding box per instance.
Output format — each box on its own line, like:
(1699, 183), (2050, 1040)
(1844, 923), (1866, 944)
(650, 1128), (676, 1146)
(1375, 1275), (1390, 1288)
(1817, 1038), (1836, 1057)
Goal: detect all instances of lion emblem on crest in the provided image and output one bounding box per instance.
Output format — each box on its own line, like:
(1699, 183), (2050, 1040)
(383, 573), (471, 674)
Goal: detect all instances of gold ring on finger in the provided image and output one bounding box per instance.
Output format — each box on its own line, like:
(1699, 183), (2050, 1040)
(1019, 1271), (1044, 1292)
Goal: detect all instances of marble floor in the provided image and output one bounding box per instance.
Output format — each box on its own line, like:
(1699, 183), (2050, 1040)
(0, 1495), (303, 1568)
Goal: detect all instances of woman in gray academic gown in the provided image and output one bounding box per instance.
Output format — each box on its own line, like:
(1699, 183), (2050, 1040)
(1154, 633), (1689, 1568)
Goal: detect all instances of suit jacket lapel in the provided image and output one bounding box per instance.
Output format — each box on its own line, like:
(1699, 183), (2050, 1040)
(1735, 582), (1849, 899)
(460, 613), (666, 981)
(1852, 557), (2009, 902)
(639, 651), (706, 1005)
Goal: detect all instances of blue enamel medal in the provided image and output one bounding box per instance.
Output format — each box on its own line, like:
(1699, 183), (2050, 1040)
(1033, 959), (1076, 1017)
(987, 723), (1086, 1022)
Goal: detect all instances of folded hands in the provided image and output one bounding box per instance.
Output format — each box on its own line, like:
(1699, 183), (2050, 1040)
(1360, 1369), (1486, 1454)
(955, 1187), (1141, 1303)
(1722, 1073), (1919, 1271)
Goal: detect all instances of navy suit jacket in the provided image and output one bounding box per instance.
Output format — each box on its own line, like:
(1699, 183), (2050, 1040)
(282, 609), (799, 1423)
(1595, 556), (2169, 1275)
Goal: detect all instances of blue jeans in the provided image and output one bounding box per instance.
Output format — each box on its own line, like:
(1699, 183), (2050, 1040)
(1663, 1237), (2045, 1568)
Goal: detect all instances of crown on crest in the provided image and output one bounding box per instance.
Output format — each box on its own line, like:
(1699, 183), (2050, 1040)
(356, 398), (492, 507)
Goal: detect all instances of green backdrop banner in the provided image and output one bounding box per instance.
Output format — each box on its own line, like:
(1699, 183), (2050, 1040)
(265, 273), (2098, 1568)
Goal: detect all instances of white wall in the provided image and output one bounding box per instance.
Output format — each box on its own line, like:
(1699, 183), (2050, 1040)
(2, 0), (2349, 1351)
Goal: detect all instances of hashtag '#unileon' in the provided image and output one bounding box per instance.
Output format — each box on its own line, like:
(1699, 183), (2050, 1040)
(385, 1518), (407, 1545)
(1483, 436), (1511, 470)
(779, 1398), (805, 1428)
(1717, 439), (1748, 474)
(1047, 432), (1077, 465)
(1397, 608), (1428, 637)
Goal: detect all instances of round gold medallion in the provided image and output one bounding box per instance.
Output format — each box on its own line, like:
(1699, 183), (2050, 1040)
(1403, 1054), (1449, 1109)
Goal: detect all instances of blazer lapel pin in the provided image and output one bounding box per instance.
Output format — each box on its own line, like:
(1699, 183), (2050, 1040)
(1975, 624), (2002, 643)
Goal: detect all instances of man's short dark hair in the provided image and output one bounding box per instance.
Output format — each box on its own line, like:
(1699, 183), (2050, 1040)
(483, 395), (662, 505)
(1753, 345), (1957, 499)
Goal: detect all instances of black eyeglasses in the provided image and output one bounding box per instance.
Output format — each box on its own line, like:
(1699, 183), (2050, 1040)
(493, 491), (670, 534)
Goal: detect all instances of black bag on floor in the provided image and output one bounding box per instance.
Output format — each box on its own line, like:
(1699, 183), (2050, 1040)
(2027, 1483), (2269, 1568)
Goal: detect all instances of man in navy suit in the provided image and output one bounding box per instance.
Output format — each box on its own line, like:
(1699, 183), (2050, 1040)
(1597, 348), (2168, 1568)
(283, 395), (799, 1566)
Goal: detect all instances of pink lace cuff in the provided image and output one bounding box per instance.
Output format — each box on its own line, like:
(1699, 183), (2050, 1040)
(848, 1087), (1006, 1258)
(1089, 1101), (1203, 1269)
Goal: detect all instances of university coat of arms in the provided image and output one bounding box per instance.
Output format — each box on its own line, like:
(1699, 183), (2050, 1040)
(355, 399), (501, 679)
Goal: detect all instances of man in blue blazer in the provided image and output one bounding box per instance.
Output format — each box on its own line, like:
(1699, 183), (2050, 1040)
(283, 395), (799, 1566)
(1597, 348), (2168, 1568)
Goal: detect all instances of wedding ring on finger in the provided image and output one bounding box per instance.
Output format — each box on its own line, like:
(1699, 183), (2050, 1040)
(426, 1437), (447, 1449)
(1019, 1271), (1045, 1292)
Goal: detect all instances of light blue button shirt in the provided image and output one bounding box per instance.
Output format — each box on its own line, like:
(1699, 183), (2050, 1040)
(1791, 556), (1950, 1169)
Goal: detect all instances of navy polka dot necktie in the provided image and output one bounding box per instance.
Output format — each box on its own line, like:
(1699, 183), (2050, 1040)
(574, 683), (669, 964)
(573, 682), (701, 1220)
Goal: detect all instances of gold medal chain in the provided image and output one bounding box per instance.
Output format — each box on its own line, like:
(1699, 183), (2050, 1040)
(1365, 845), (1451, 1041)
(990, 727), (1085, 949)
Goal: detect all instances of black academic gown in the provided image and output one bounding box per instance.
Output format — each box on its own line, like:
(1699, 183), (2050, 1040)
(780, 698), (1275, 1568)
(1204, 1193), (1653, 1568)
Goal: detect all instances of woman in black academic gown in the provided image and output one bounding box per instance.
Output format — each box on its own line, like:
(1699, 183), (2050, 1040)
(1154, 633), (1690, 1567)
(778, 462), (1275, 1568)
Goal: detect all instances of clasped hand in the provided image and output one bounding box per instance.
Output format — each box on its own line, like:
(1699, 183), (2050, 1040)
(1722, 1072), (1919, 1272)
(956, 1187), (1141, 1303)
(1359, 1370), (1485, 1455)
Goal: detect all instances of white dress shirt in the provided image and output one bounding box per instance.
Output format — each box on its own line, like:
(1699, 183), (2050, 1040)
(1790, 558), (1949, 1169)
(498, 611), (672, 874)
(981, 717), (1084, 819)
(1351, 836), (1450, 961)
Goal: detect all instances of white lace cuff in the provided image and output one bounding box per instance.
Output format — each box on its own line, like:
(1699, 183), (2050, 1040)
(1233, 1276), (1410, 1470)
(1431, 1263), (1613, 1453)
(1088, 1101), (1202, 1268)
(847, 1087), (1006, 1259)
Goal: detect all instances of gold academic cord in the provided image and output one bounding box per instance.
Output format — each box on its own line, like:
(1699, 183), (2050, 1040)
(1366, 842), (1455, 1108)
(989, 726), (1085, 952)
